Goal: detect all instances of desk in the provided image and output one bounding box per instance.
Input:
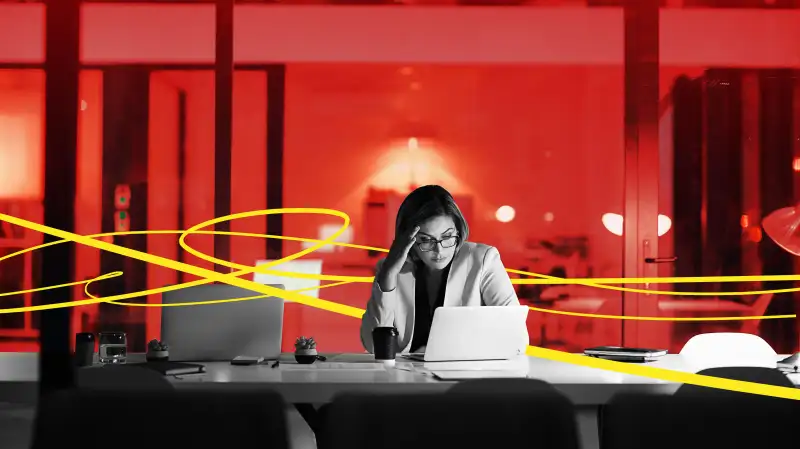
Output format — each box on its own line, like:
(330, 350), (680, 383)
(1, 352), (797, 449)
(1, 352), (797, 404)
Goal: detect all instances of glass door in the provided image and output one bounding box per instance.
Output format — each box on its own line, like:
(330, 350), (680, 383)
(636, 8), (800, 354)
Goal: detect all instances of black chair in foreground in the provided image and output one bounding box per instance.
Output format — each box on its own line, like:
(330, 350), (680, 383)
(32, 388), (289, 449)
(602, 392), (800, 449)
(675, 366), (796, 397)
(320, 379), (579, 449)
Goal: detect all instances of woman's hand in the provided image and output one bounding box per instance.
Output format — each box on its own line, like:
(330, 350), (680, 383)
(377, 226), (420, 292)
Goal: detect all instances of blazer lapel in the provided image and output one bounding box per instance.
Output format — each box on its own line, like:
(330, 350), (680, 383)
(443, 245), (471, 307)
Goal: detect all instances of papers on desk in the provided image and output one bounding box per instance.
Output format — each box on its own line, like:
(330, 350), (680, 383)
(416, 358), (530, 380)
(431, 370), (529, 381)
(420, 358), (529, 372)
(280, 362), (387, 371)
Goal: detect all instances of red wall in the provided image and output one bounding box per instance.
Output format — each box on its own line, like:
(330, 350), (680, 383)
(1, 5), (800, 67)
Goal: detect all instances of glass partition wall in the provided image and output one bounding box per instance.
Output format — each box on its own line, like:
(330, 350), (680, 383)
(0, 1), (797, 356)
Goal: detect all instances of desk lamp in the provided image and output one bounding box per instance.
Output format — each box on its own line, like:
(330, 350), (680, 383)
(761, 205), (800, 371)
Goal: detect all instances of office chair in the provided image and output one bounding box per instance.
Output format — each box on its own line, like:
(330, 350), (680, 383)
(675, 366), (795, 397)
(602, 393), (800, 449)
(33, 389), (289, 449)
(680, 332), (777, 371)
(320, 387), (579, 449)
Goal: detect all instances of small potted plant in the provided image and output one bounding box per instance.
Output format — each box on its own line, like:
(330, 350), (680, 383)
(146, 339), (169, 362)
(294, 336), (318, 364)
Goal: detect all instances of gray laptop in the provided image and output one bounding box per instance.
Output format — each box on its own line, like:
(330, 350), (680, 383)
(161, 284), (285, 362)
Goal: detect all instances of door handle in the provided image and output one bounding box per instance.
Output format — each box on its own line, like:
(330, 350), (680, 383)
(644, 256), (678, 264)
(641, 239), (676, 294)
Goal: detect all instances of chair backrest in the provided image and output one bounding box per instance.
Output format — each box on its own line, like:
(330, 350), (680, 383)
(321, 387), (579, 449)
(680, 332), (776, 371)
(602, 393), (800, 449)
(33, 389), (288, 449)
(675, 366), (795, 397)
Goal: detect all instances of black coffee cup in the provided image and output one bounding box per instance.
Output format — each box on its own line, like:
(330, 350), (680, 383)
(372, 327), (399, 361)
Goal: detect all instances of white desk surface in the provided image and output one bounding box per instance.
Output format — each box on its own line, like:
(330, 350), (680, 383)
(0, 352), (796, 405)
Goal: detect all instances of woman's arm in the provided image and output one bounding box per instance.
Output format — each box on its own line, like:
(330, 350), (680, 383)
(360, 259), (398, 353)
(479, 247), (521, 307)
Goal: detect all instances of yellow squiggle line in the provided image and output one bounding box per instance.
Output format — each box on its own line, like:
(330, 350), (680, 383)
(527, 306), (795, 322)
(97, 280), (353, 307)
(2, 210), (800, 400)
(2, 227), (797, 301)
(0, 223), (796, 321)
(506, 268), (800, 297)
(0, 209), (364, 317)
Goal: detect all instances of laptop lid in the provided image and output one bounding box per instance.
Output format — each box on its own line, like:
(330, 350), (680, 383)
(423, 306), (529, 362)
(161, 284), (285, 362)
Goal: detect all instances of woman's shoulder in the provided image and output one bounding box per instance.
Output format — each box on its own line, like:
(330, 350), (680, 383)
(459, 241), (500, 262)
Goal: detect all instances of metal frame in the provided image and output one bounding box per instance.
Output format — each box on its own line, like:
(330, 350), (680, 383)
(213, 0), (234, 273)
(40, 0), (80, 393)
(622, 0), (661, 347)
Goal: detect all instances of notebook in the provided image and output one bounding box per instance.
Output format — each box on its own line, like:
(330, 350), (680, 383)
(432, 370), (529, 380)
(133, 361), (206, 376)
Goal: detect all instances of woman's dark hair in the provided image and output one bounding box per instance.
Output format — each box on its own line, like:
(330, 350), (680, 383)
(395, 185), (469, 245)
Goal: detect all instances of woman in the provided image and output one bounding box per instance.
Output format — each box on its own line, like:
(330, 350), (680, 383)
(360, 185), (524, 354)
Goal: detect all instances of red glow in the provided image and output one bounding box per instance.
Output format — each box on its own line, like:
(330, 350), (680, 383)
(0, 71), (43, 199)
(741, 214), (750, 228)
(748, 227), (763, 243)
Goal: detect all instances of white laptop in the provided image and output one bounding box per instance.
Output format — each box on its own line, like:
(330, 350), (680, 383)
(402, 306), (529, 362)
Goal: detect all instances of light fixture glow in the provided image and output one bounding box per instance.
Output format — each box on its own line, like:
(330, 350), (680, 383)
(601, 213), (672, 237)
(741, 214), (750, 228)
(602, 213), (624, 236)
(657, 214), (672, 237)
(495, 206), (515, 223)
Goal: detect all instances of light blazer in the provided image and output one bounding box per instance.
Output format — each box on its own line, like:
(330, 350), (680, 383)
(360, 241), (523, 354)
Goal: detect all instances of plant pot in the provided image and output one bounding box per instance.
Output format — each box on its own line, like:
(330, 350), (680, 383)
(146, 350), (169, 362)
(295, 348), (318, 364)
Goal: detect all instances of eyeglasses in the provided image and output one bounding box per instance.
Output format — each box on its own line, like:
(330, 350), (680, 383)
(417, 235), (459, 252)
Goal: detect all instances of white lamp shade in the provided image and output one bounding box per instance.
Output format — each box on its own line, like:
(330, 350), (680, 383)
(763, 204), (800, 256)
